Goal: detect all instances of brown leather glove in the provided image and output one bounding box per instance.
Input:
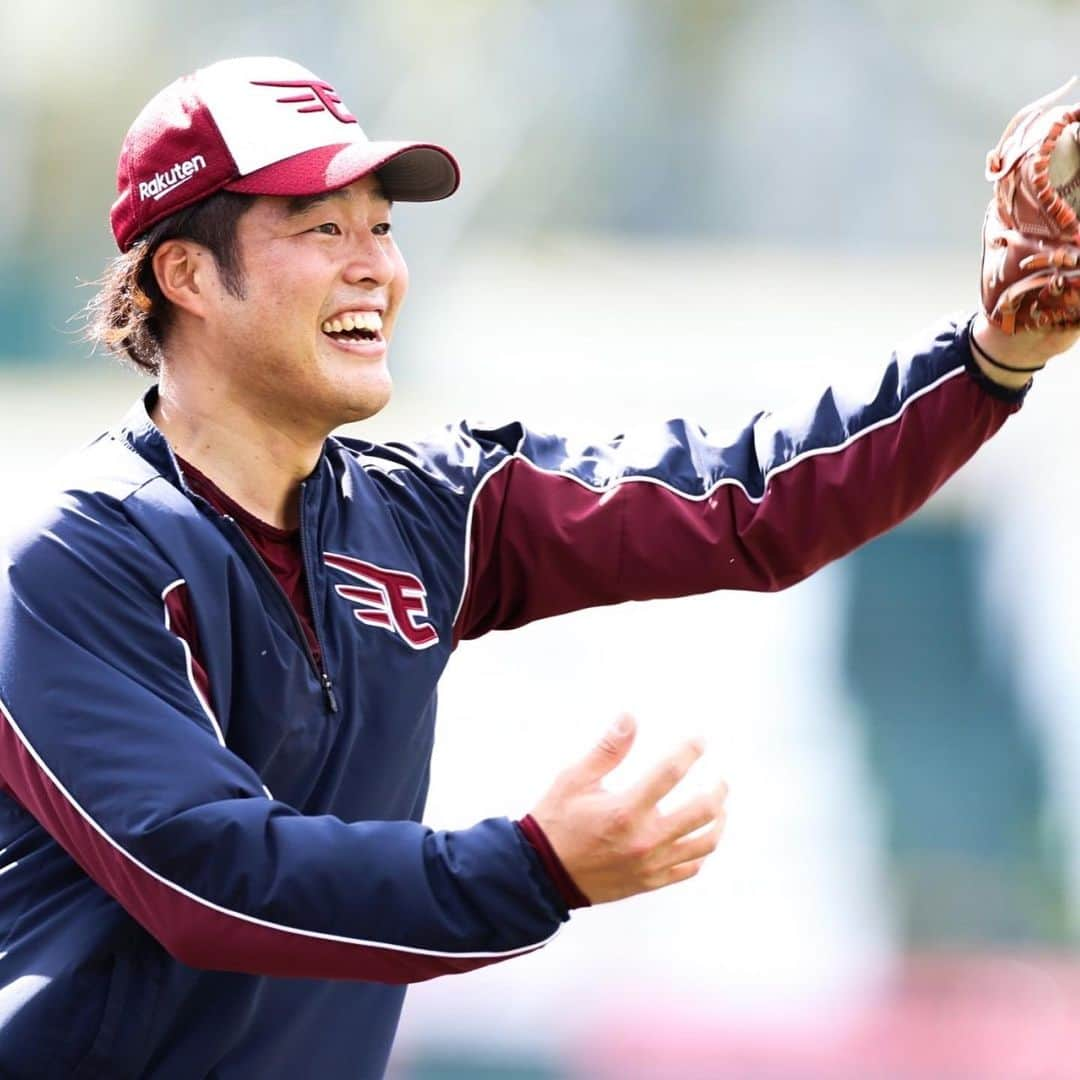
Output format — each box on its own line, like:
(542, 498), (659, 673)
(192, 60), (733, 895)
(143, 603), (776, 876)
(982, 79), (1080, 333)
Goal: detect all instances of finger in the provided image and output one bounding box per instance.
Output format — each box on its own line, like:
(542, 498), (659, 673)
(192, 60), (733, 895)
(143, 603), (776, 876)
(659, 817), (726, 869)
(646, 858), (705, 892)
(571, 713), (637, 787)
(627, 736), (705, 809)
(657, 781), (728, 843)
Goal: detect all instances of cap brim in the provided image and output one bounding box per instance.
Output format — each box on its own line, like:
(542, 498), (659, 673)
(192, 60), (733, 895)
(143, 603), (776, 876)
(225, 141), (459, 202)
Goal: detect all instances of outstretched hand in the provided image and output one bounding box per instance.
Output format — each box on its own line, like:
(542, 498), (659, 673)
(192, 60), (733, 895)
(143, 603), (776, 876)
(529, 714), (727, 905)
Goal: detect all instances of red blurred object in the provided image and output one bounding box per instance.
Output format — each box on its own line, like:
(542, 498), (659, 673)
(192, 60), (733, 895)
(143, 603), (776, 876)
(576, 952), (1080, 1079)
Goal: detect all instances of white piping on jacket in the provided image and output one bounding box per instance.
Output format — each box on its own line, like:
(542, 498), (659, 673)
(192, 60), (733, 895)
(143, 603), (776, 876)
(161, 579), (227, 748)
(452, 363), (967, 627)
(0, 695), (561, 963)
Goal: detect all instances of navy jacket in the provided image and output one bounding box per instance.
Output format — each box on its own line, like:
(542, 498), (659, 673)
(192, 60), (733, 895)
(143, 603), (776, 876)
(0, 319), (1024, 1078)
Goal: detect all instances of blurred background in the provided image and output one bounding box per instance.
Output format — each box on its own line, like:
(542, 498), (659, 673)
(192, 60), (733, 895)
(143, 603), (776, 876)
(4, 1), (1080, 1076)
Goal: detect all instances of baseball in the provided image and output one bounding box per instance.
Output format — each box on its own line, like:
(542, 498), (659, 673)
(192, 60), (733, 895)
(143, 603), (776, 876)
(1048, 121), (1080, 216)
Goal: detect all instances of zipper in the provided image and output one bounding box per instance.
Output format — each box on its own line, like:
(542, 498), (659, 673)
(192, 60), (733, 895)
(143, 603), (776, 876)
(296, 478), (339, 714)
(221, 514), (339, 715)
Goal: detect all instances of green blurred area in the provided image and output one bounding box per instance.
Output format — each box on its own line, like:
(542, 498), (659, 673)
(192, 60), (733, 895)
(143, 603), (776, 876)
(845, 523), (1069, 946)
(392, 1054), (561, 1080)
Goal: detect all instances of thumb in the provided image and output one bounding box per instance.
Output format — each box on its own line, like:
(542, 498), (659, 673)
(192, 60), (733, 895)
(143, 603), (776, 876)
(572, 713), (637, 787)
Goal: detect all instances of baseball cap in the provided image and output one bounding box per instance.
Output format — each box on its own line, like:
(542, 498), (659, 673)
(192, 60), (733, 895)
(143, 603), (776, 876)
(110, 56), (460, 252)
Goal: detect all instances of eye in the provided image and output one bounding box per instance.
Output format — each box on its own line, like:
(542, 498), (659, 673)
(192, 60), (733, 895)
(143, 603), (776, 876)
(372, 222), (392, 236)
(312, 222), (341, 236)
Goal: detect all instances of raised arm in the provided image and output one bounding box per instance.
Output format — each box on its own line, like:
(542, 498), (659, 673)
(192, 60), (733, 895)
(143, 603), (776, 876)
(454, 316), (1029, 641)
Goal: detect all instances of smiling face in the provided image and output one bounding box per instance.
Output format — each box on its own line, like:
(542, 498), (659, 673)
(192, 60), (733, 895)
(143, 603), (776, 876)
(179, 173), (408, 436)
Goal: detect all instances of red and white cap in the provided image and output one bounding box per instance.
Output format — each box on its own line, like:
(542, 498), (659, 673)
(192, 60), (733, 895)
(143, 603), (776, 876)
(111, 56), (460, 252)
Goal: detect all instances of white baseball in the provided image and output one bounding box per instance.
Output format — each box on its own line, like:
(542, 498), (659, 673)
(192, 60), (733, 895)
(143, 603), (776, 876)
(1049, 122), (1080, 216)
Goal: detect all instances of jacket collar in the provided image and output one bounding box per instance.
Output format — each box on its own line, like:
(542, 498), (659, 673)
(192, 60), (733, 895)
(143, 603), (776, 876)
(114, 384), (333, 500)
(115, 385), (183, 485)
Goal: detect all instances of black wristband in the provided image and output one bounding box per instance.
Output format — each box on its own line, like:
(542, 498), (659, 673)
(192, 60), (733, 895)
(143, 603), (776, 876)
(969, 331), (1045, 374)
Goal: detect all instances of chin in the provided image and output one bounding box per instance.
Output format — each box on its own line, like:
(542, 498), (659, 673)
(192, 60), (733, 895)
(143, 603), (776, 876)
(312, 344), (394, 425)
(338, 374), (393, 424)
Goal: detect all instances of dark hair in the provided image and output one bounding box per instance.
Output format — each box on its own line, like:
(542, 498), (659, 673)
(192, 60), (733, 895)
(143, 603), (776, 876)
(84, 191), (254, 376)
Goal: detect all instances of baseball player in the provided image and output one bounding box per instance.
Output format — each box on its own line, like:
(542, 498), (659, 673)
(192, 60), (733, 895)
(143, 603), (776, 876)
(0, 56), (1076, 1078)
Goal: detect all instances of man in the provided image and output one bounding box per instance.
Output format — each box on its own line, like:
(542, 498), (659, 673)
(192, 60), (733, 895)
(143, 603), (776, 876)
(0, 56), (1072, 1078)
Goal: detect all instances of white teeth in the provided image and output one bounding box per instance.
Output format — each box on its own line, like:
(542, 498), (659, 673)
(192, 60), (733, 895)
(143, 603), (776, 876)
(321, 311), (384, 335)
(353, 311), (383, 332)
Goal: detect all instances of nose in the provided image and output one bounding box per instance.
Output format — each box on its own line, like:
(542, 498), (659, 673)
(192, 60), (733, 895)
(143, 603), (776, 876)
(342, 231), (395, 288)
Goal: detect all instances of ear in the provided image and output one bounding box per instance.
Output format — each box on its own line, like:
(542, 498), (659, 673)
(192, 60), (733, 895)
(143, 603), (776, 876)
(151, 239), (215, 320)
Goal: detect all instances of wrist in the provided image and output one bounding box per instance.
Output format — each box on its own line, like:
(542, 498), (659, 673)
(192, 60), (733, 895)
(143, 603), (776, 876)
(516, 814), (591, 910)
(970, 314), (1041, 390)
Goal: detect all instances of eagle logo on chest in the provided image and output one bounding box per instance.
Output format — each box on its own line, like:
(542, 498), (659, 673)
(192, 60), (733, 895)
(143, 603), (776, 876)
(324, 552), (440, 651)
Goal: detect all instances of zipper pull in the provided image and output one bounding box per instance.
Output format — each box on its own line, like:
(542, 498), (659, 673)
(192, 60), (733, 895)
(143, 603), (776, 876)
(321, 671), (339, 714)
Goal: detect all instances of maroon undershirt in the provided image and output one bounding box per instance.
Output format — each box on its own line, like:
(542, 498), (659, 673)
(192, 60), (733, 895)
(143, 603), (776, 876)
(176, 455), (589, 911)
(178, 457), (323, 667)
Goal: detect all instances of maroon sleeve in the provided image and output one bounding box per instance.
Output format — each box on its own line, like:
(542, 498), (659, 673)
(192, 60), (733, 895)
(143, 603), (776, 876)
(453, 318), (1025, 643)
(516, 814), (591, 910)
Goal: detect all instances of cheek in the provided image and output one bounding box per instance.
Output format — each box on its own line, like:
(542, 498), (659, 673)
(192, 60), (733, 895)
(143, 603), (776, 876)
(241, 262), (322, 336)
(392, 247), (409, 294)
(386, 251), (410, 335)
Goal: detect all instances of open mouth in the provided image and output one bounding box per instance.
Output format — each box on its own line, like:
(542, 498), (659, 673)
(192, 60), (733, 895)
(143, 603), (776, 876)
(321, 311), (384, 345)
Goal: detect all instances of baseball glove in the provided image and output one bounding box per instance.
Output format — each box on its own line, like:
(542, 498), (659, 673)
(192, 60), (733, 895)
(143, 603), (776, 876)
(982, 78), (1080, 333)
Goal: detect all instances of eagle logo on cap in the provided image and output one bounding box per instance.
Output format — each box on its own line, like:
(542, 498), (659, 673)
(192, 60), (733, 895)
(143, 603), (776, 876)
(251, 79), (358, 125)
